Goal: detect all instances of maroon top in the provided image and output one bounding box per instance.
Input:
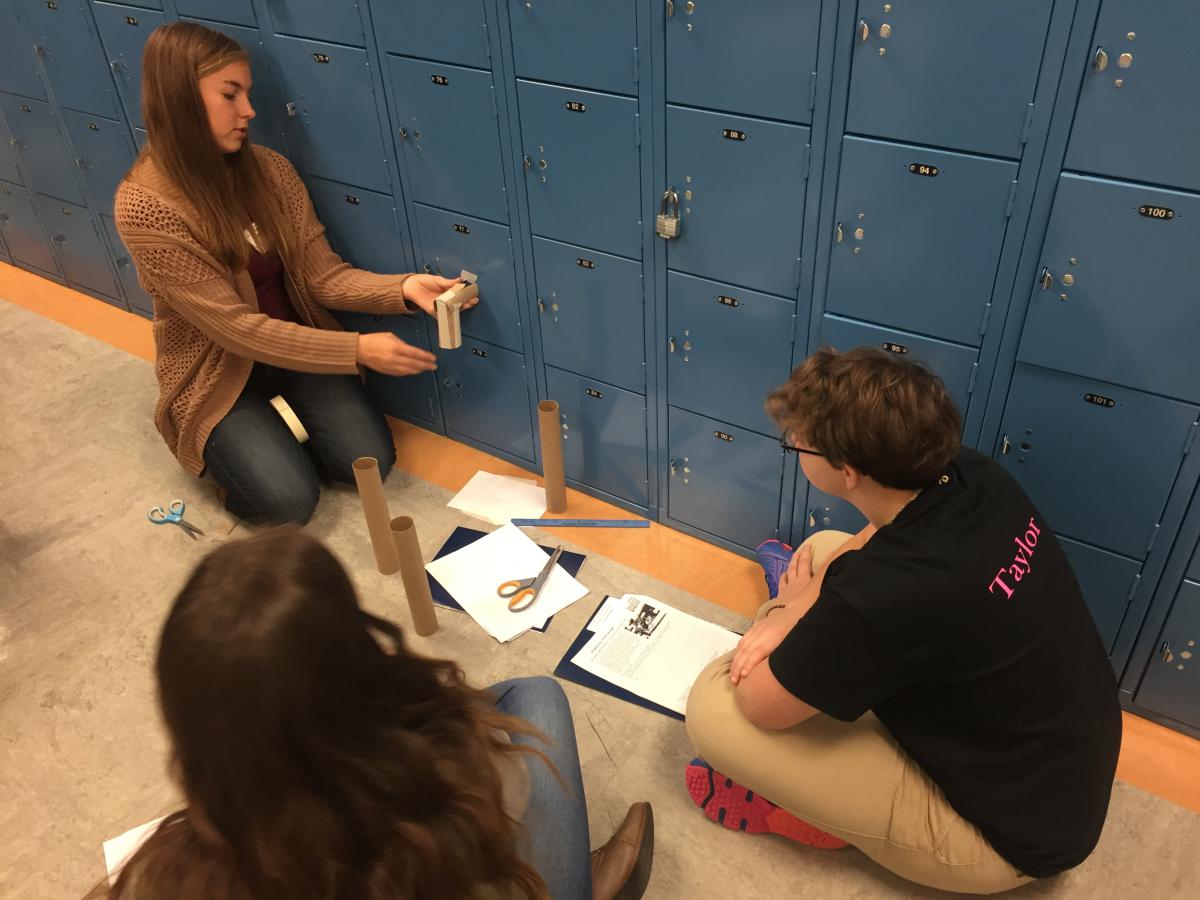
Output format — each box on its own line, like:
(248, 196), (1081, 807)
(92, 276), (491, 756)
(247, 249), (297, 322)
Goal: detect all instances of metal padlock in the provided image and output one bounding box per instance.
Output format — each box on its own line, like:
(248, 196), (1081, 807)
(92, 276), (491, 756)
(656, 186), (681, 239)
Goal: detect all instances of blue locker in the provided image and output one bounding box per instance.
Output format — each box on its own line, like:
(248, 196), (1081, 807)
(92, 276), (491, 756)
(0, 228), (9, 263)
(666, 0), (819, 124)
(103, 213), (153, 316)
(271, 35), (390, 192)
(332, 310), (441, 428)
(819, 315), (978, 417)
(92, 2), (165, 130)
(1066, 1), (1199, 193)
(995, 365), (1199, 561)
(0, 118), (21, 184)
(110, 0), (161, 7)
(0, 94), (84, 205)
(262, 0), (363, 47)
(0, 12), (46, 101)
(133, 126), (146, 148)
(1019, 175), (1200, 403)
(547, 366), (648, 507)
(388, 56), (507, 223)
(440, 337), (534, 460)
(667, 406), (785, 550)
(794, 485), (866, 543)
(371, 0), (489, 68)
(176, 0), (256, 28)
(1133, 579), (1200, 727)
(508, 0), (637, 96)
(517, 80), (641, 260)
(62, 110), (135, 215)
(0, 179), (59, 275)
(532, 235), (645, 394)
(666, 105), (809, 298)
(826, 137), (1017, 347)
(305, 175), (408, 274)
(181, 19), (288, 154)
(666, 271), (796, 435)
(22, 0), (121, 118)
(846, 0), (1051, 158)
(413, 203), (521, 353)
(38, 194), (120, 299)
(1059, 535), (1141, 656)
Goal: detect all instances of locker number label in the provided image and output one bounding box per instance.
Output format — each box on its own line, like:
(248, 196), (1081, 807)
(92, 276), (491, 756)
(576, 257), (595, 269)
(586, 388), (605, 399)
(716, 295), (740, 308)
(312, 53), (331, 64)
(722, 129), (748, 141)
(471, 347), (487, 358)
(431, 75), (449, 86)
(88, 122), (99, 131)
(19, 104), (30, 113)
(45, 1), (57, 9)
(1139, 205), (1175, 220)
(1084, 393), (1116, 408)
(565, 101), (587, 113)
(908, 163), (940, 177)
(881, 342), (909, 354)
(125, 15), (138, 25)
(453, 223), (471, 234)
(713, 430), (735, 443)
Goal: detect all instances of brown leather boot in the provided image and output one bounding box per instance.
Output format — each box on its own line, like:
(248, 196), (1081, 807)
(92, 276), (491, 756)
(590, 802), (654, 900)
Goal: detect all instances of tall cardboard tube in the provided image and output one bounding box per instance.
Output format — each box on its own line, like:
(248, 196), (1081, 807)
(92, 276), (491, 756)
(352, 457), (400, 575)
(390, 516), (439, 636)
(538, 400), (567, 513)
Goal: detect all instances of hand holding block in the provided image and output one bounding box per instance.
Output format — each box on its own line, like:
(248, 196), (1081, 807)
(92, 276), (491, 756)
(435, 270), (479, 350)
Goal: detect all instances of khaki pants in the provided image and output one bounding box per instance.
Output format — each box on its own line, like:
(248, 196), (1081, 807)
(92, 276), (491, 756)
(686, 531), (1034, 894)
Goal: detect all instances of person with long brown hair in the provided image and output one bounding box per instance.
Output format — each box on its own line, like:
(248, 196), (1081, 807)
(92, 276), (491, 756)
(115, 22), (470, 525)
(100, 529), (654, 899)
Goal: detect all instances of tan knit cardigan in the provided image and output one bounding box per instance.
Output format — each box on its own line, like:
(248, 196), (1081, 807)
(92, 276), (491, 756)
(114, 146), (414, 476)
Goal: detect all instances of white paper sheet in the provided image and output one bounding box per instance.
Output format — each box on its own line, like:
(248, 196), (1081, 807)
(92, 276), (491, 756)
(425, 524), (588, 642)
(103, 816), (167, 883)
(572, 595), (741, 715)
(447, 471), (547, 526)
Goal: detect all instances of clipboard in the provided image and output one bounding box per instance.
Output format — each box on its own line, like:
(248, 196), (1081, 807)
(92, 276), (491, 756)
(426, 526), (587, 634)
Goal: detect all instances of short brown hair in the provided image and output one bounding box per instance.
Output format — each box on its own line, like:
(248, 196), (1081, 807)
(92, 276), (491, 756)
(766, 346), (961, 489)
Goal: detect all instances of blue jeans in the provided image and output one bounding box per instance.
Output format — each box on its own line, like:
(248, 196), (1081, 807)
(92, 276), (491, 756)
(492, 677), (592, 900)
(203, 364), (396, 525)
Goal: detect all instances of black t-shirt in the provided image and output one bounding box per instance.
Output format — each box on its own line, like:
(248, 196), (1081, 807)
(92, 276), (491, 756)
(769, 448), (1122, 878)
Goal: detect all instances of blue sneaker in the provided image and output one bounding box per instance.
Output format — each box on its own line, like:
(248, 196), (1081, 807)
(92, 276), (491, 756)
(755, 539), (794, 599)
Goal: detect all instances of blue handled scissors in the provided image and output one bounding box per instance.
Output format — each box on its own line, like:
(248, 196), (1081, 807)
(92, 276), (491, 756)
(496, 546), (564, 612)
(148, 499), (205, 540)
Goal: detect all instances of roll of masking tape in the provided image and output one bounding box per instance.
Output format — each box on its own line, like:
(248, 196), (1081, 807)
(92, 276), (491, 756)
(269, 395), (309, 443)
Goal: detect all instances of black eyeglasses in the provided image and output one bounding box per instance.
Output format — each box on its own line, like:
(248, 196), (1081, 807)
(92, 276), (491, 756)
(779, 436), (825, 458)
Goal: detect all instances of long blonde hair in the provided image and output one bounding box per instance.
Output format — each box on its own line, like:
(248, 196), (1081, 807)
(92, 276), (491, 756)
(138, 21), (294, 270)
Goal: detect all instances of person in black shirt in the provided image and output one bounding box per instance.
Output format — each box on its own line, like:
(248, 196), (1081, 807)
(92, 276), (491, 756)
(685, 347), (1121, 893)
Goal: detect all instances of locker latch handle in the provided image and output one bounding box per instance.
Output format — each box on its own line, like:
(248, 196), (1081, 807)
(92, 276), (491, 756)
(670, 460), (678, 476)
(1038, 267), (1054, 290)
(858, 19), (871, 42)
(52, 234), (67, 244)
(1093, 46), (1109, 71)
(835, 222), (844, 243)
(76, 157), (92, 171)
(1161, 641), (1174, 663)
(0, 214), (9, 223)
(669, 337), (676, 353)
(666, 0), (675, 16)
(1000, 434), (1012, 455)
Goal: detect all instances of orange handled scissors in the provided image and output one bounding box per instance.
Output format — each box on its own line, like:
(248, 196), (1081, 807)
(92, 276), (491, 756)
(496, 546), (564, 612)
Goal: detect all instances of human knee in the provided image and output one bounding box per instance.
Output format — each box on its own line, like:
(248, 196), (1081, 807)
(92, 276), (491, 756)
(685, 655), (738, 756)
(253, 481), (320, 525)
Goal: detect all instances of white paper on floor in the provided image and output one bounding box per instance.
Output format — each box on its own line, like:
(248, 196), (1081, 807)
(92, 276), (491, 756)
(103, 815), (167, 883)
(425, 524), (588, 642)
(447, 471), (547, 526)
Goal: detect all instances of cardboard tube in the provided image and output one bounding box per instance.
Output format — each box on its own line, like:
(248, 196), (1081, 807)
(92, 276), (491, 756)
(352, 457), (399, 575)
(538, 400), (567, 513)
(269, 395), (309, 443)
(390, 516), (439, 636)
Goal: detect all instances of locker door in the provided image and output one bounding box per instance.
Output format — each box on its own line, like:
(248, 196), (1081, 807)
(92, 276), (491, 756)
(518, 81), (641, 260)
(305, 176), (408, 274)
(666, 106), (809, 298)
(666, 0), (819, 124)
(440, 339), (534, 460)
(508, 0), (637, 96)
(372, 0), (489, 68)
(819, 315), (978, 417)
(0, 179), (59, 274)
(103, 214), (153, 316)
(0, 14), (45, 101)
(413, 204), (521, 353)
(1058, 536), (1141, 656)
(262, 0), (363, 47)
(389, 57), (507, 223)
(0, 120), (20, 184)
(547, 366), (648, 507)
(110, 0), (161, 7)
(23, 0), (121, 118)
(668, 406), (785, 550)
(333, 310), (441, 429)
(38, 195), (120, 299)
(1066, 1), (1199, 192)
(1134, 579), (1200, 727)
(532, 236), (645, 394)
(62, 111), (134, 215)
(846, 0), (1051, 158)
(1019, 175), (1200, 402)
(0, 94), (83, 205)
(92, 3), (165, 130)
(272, 36), (390, 191)
(666, 271), (795, 435)
(995, 365), (1199, 560)
(176, 0), (256, 28)
(0, 228), (9, 263)
(827, 137), (1016, 347)
(794, 484), (867, 544)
